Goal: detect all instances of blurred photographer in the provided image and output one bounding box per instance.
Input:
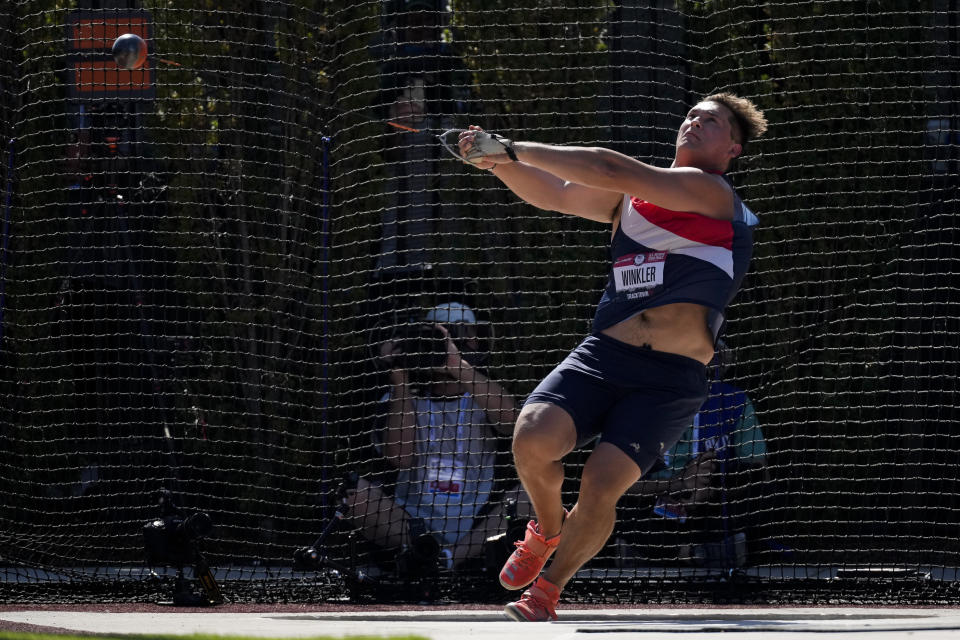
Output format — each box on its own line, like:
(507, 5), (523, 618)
(343, 301), (529, 571)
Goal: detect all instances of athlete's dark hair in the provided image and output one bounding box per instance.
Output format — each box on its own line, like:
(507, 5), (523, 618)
(702, 92), (768, 148)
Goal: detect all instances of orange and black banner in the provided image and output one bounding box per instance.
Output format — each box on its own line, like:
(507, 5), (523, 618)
(66, 10), (155, 100)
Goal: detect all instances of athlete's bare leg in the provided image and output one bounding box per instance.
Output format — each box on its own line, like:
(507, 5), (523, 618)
(542, 443), (643, 589)
(511, 403), (578, 538)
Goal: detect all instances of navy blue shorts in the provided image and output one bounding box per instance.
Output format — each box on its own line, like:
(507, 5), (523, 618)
(523, 333), (708, 474)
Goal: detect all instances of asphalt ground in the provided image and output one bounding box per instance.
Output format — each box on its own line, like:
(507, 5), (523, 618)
(4, 604), (960, 640)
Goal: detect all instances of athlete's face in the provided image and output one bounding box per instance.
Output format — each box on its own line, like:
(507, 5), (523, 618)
(675, 101), (743, 170)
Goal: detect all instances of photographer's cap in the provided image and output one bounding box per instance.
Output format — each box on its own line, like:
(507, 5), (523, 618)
(425, 301), (476, 325)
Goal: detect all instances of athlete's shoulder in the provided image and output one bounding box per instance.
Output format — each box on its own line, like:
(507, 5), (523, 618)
(728, 189), (759, 226)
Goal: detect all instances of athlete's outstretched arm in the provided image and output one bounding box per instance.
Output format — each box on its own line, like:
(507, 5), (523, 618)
(458, 126), (619, 223)
(489, 161), (620, 223)
(510, 142), (734, 219)
(460, 129), (734, 220)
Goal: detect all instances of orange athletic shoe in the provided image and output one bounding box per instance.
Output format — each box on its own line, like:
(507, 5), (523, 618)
(499, 519), (561, 590)
(503, 576), (561, 622)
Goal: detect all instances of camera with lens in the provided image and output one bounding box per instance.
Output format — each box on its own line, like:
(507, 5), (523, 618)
(483, 498), (529, 575)
(391, 323), (449, 371)
(143, 510), (213, 567)
(142, 489), (223, 606)
(143, 489), (213, 567)
(395, 517), (444, 578)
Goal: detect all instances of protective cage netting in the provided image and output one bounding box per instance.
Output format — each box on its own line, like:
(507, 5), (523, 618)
(0, 0), (958, 605)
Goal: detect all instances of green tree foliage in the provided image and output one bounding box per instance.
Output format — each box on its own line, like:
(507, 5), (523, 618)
(444, 0), (615, 391)
(0, 0), (81, 544)
(1, 0), (957, 576)
(140, 0), (384, 556)
(678, 0), (949, 562)
(1, 0), (384, 563)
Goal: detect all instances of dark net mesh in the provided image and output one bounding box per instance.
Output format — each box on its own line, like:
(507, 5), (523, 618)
(0, 0), (958, 605)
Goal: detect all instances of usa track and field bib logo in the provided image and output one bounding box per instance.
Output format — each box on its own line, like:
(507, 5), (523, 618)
(613, 251), (666, 298)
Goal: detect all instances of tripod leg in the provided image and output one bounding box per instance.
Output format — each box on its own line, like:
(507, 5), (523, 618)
(195, 554), (224, 605)
(293, 510), (344, 569)
(310, 510), (344, 549)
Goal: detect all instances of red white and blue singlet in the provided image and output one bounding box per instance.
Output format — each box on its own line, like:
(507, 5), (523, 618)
(592, 187), (758, 340)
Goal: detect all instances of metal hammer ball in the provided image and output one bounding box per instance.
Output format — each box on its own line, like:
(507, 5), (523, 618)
(112, 33), (147, 70)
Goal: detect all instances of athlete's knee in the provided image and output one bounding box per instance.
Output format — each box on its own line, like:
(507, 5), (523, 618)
(512, 403), (576, 463)
(579, 448), (643, 508)
(578, 476), (629, 512)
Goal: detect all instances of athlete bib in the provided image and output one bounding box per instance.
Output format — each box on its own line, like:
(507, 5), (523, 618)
(613, 251), (666, 299)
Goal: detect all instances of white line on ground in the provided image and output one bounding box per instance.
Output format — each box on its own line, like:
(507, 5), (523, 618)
(4, 608), (960, 640)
